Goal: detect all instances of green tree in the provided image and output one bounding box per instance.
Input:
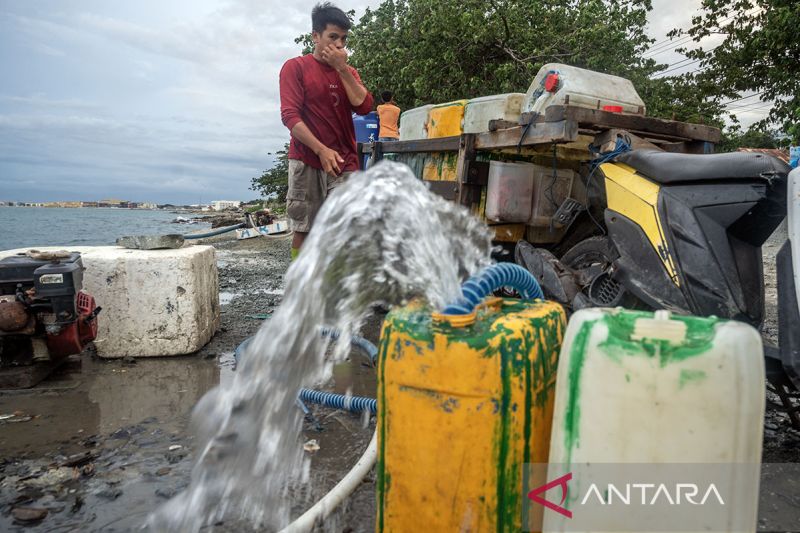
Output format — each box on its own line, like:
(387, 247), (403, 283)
(633, 73), (725, 127)
(348, 0), (659, 109)
(250, 144), (290, 204)
(674, 0), (800, 142)
(717, 124), (785, 152)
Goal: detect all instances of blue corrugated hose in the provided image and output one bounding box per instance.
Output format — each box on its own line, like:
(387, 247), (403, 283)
(298, 388), (376, 414)
(233, 328), (379, 415)
(442, 262), (544, 315)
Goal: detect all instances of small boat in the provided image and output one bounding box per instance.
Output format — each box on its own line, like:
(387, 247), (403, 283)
(236, 221), (290, 240)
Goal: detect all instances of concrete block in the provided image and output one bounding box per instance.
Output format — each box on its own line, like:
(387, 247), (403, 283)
(0, 246), (220, 358)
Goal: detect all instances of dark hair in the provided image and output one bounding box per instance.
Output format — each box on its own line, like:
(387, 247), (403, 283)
(312, 3), (351, 33)
(381, 91), (393, 103)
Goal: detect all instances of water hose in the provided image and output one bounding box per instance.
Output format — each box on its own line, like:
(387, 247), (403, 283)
(298, 389), (376, 414)
(234, 333), (378, 414)
(233, 329), (378, 366)
(183, 222), (245, 240)
(442, 262), (544, 315)
(319, 327), (379, 363)
(279, 430), (378, 533)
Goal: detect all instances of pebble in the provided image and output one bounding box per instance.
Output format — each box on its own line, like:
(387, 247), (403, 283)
(155, 486), (179, 499)
(12, 507), (48, 522)
(97, 487), (123, 500)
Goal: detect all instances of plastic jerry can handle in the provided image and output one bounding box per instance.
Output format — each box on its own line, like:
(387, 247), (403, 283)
(630, 310), (687, 343)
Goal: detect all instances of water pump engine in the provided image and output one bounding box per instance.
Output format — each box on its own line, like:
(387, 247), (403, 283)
(0, 251), (100, 386)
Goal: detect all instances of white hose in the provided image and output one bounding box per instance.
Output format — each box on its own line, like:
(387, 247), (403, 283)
(279, 429), (378, 533)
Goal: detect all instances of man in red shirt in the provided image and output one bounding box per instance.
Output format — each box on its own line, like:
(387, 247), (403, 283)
(280, 2), (374, 258)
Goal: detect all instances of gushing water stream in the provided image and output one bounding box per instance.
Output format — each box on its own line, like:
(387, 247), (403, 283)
(149, 162), (493, 530)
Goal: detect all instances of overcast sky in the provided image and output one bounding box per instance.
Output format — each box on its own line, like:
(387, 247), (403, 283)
(0, 0), (767, 204)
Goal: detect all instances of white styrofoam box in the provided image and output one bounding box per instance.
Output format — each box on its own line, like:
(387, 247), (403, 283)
(523, 63), (646, 116)
(399, 105), (434, 141)
(0, 245), (220, 358)
(463, 93), (525, 133)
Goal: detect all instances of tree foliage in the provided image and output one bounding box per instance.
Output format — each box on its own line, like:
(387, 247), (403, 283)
(675, 0), (800, 142)
(717, 124), (786, 152)
(348, 0), (660, 109)
(250, 144), (290, 204)
(341, 0), (726, 125)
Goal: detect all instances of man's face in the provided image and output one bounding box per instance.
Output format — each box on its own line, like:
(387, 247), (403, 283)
(313, 24), (349, 52)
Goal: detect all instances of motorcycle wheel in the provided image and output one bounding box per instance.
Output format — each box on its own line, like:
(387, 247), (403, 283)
(561, 236), (645, 309)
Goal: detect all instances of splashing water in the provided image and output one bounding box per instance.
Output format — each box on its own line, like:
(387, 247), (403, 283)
(148, 161), (493, 530)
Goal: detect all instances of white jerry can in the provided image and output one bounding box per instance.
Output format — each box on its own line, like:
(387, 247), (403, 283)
(463, 93), (525, 133)
(544, 308), (764, 533)
(399, 104), (434, 141)
(522, 63), (646, 116)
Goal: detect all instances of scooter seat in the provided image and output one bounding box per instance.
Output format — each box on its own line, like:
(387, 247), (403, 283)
(615, 149), (790, 184)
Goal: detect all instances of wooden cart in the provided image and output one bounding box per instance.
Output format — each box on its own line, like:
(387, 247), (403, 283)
(357, 105), (721, 246)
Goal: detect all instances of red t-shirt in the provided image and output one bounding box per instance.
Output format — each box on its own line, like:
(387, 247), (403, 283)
(280, 54), (374, 172)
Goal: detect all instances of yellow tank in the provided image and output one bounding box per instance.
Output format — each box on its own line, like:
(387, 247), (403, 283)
(377, 298), (566, 532)
(426, 99), (468, 138)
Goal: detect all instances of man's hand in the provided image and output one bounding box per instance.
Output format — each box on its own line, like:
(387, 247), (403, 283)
(321, 44), (348, 72)
(315, 146), (345, 175)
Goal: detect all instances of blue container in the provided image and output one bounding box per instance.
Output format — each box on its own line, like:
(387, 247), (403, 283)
(353, 112), (379, 169)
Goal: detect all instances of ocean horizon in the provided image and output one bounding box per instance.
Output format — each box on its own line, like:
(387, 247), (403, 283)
(0, 206), (212, 251)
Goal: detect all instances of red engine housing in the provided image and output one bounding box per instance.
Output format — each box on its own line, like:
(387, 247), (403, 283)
(45, 291), (99, 359)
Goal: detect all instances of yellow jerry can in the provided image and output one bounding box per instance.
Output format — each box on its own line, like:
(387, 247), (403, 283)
(426, 100), (468, 138)
(377, 298), (566, 532)
(421, 152), (458, 182)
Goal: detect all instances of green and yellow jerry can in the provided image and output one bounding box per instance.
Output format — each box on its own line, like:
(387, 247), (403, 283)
(376, 298), (566, 532)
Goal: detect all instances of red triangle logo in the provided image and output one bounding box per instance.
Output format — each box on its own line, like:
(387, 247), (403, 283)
(527, 472), (573, 518)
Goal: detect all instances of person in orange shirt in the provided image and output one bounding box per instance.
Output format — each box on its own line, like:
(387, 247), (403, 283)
(376, 91), (400, 141)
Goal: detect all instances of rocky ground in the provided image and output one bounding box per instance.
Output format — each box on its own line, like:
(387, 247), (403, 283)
(0, 225), (798, 531)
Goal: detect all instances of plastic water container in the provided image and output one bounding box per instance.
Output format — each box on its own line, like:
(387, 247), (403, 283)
(544, 308), (764, 531)
(427, 100), (468, 138)
(378, 299), (566, 532)
(353, 112), (379, 169)
(399, 105), (433, 141)
(422, 152), (458, 182)
(522, 63), (646, 116)
(353, 111), (379, 143)
(463, 93), (525, 133)
(485, 161), (536, 222)
(529, 166), (577, 227)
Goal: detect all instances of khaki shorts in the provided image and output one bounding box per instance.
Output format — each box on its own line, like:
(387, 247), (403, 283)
(286, 159), (352, 233)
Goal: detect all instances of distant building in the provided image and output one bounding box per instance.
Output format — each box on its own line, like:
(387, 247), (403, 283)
(81, 201), (99, 208)
(99, 198), (130, 208)
(211, 200), (242, 211)
(138, 202), (158, 210)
